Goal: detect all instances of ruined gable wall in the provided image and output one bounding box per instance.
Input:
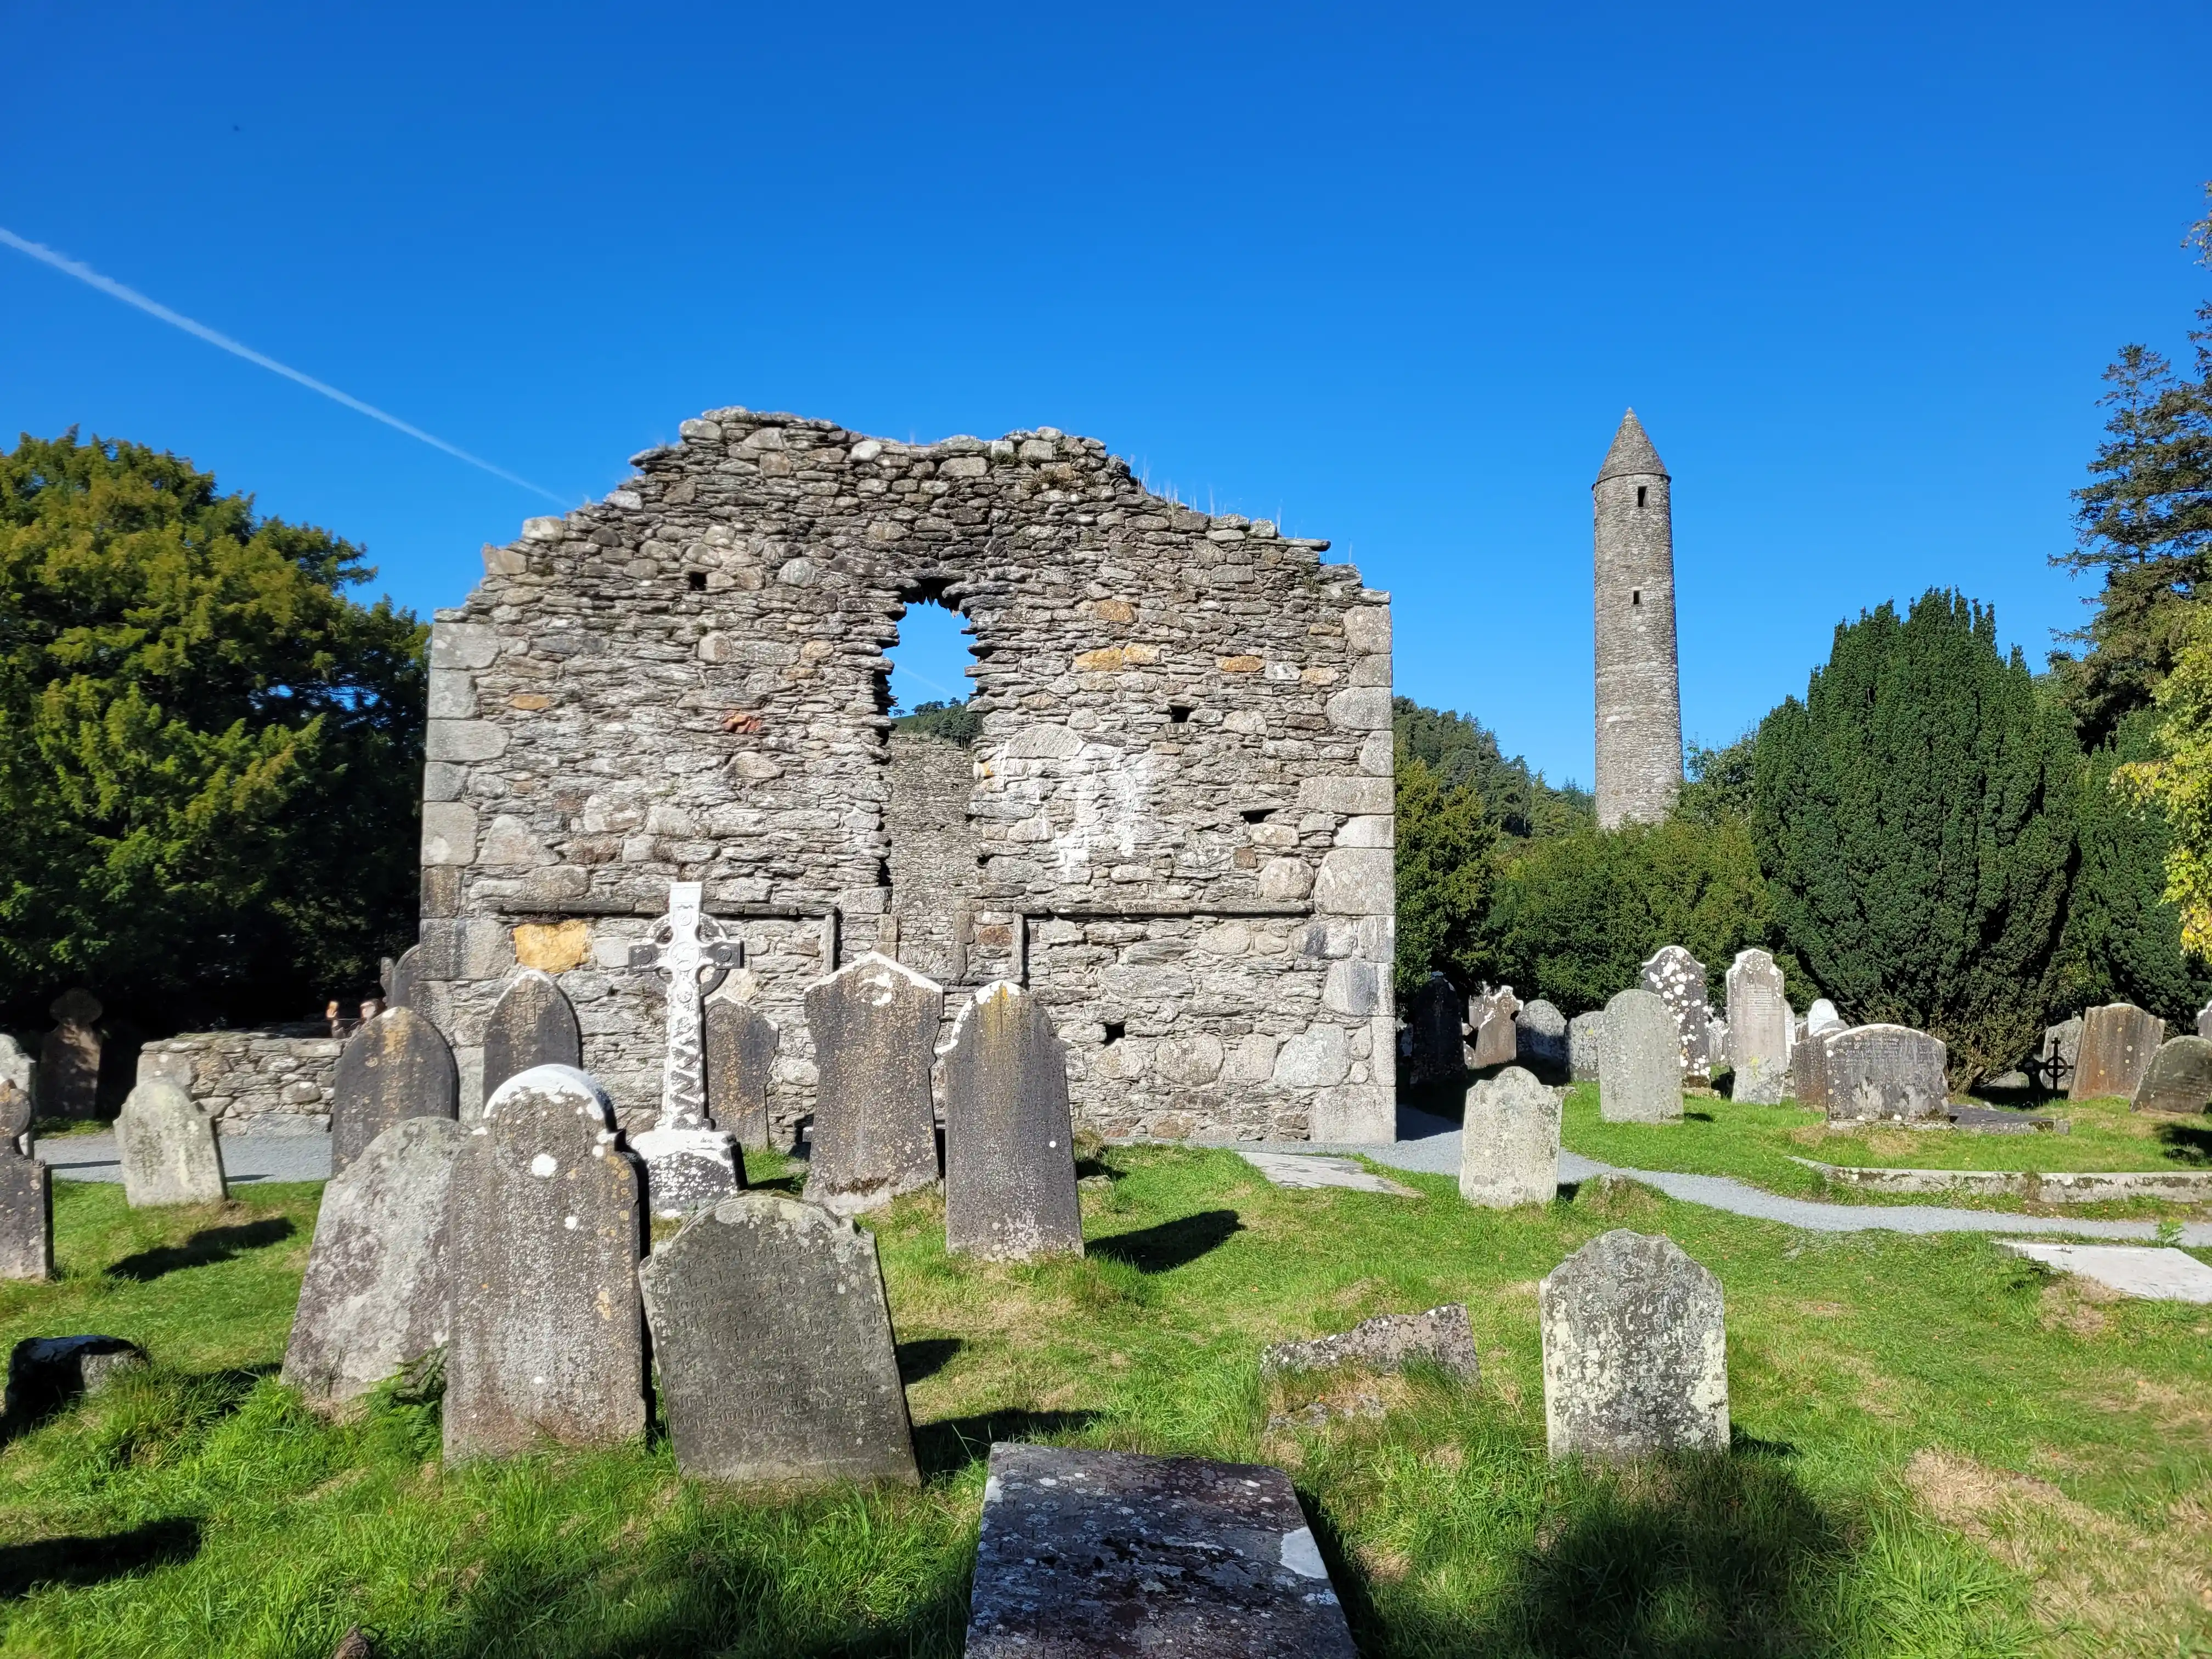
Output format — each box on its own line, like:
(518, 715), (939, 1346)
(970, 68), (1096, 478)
(414, 411), (1394, 1143)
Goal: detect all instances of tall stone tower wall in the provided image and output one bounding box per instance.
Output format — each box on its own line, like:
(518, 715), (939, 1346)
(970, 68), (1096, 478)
(1592, 411), (1682, 829)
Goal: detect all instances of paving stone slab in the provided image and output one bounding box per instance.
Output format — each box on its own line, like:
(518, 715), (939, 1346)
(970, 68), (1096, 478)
(964, 1443), (1357, 1657)
(1236, 1150), (1414, 1196)
(1995, 1241), (2212, 1302)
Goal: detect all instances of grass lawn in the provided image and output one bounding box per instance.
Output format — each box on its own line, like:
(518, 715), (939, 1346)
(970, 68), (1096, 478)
(3, 1148), (2211, 1657)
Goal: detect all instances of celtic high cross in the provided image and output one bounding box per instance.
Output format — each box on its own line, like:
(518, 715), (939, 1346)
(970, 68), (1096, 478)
(628, 881), (741, 1128)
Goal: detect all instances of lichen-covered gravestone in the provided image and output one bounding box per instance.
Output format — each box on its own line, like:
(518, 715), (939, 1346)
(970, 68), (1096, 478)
(637, 1191), (917, 1486)
(38, 989), (102, 1121)
(116, 1078), (227, 1207)
(1459, 1066), (1560, 1208)
(1821, 1025), (1948, 1122)
(283, 1115), (466, 1406)
(1539, 1228), (1728, 1459)
(803, 953), (943, 1215)
(1260, 1304), (1480, 1380)
(1792, 1030), (1835, 1110)
(1568, 1012), (1604, 1083)
(1724, 949), (1792, 1105)
(443, 1065), (646, 1463)
(2133, 1037), (2212, 1115)
(964, 1444), (1357, 1658)
(1470, 985), (1521, 1068)
(941, 983), (1082, 1260)
(1, 1075), (50, 1278)
(1598, 989), (1680, 1123)
(1639, 946), (1714, 1080)
(705, 1000), (778, 1151)
(2073, 1004), (2166, 1101)
(1404, 973), (1464, 1086)
(1515, 999), (1570, 1076)
(329, 1008), (459, 1176)
(481, 969), (582, 1101)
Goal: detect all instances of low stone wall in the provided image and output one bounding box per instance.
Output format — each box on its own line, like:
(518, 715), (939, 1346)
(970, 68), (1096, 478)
(136, 1025), (343, 1135)
(1791, 1156), (2212, 1205)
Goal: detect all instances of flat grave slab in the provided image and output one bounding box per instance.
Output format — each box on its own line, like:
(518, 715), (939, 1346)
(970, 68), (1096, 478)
(964, 1443), (1356, 1657)
(1237, 1150), (1413, 1197)
(1946, 1106), (2068, 1136)
(1996, 1241), (2212, 1303)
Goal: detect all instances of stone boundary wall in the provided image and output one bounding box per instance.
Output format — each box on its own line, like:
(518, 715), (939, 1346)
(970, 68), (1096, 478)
(137, 1026), (342, 1135)
(411, 410), (1395, 1144)
(1790, 1156), (2212, 1205)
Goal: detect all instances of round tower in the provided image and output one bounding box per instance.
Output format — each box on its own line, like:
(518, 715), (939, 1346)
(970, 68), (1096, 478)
(1592, 409), (1682, 829)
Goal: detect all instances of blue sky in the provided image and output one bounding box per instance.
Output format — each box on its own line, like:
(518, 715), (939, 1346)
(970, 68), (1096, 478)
(3, 2), (2207, 787)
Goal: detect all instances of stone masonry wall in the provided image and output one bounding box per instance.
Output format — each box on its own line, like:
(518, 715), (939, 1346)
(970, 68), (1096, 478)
(413, 410), (1395, 1145)
(137, 1026), (342, 1134)
(885, 727), (982, 987)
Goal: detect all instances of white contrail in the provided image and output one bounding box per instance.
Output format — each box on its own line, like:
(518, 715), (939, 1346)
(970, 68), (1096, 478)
(0, 224), (568, 506)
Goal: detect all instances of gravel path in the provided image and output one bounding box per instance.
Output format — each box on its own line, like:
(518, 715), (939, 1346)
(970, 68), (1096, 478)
(32, 1131), (331, 1186)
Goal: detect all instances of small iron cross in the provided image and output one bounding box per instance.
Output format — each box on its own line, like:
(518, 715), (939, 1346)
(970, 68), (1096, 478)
(628, 881), (741, 1130)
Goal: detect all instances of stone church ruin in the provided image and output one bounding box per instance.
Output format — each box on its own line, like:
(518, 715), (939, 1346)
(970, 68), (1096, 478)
(410, 410), (1396, 1146)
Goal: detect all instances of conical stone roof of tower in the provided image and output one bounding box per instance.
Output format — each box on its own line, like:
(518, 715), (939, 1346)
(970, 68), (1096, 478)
(1595, 409), (1668, 483)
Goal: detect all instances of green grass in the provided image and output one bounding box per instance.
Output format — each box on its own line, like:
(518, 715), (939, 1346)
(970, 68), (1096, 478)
(4, 1152), (2211, 1657)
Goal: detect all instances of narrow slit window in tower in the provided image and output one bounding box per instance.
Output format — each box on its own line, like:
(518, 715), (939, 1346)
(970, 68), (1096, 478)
(1632, 590), (1642, 606)
(1636, 485), (1647, 508)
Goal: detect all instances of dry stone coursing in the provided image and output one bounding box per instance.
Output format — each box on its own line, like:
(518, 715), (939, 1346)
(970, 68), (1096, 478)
(137, 1026), (343, 1133)
(2073, 1004), (2165, 1101)
(411, 413), (1393, 1147)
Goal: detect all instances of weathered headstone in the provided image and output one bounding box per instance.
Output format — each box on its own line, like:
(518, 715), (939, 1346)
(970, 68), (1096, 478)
(1821, 1024), (1948, 1122)
(1639, 946), (1714, 1079)
(628, 882), (744, 1217)
(1568, 1011), (1605, 1083)
(1805, 998), (1846, 1036)
(1260, 1303), (1478, 1380)
(2132, 1036), (2212, 1115)
(704, 999), (778, 1150)
(1404, 973), (1464, 1086)
(5, 1335), (146, 1418)
(803, 952), (943, 1215)
(1, 1038), (31, 1154)
(1539, 1228), (1728, 1460)
(386, 943), (426, 1012)
(1469, 985), (1522, 1068)
(2032, 1015), (2083, 1095)
(2072, 1003), (2166, 1101)
(0, 1075), (29, 1151)
(1460, 1066), (1561, 1207)
(116, 1078), (227, 1206)
(283, 1115), (466, 1406)
(1724, 948), (1792, 1105)
(1516, 998), (1570, 1076)
(481, 969), (582, 1099)
(1598, 989), (1680, 1123)
(942, 983), (1082, 1260)
(2199, 999), (2212, 1040)
(443, 1065), (647, 1463)
(1792, 1030), (1835, 1110)
(637, 1191), (918, 1486)
(38, 989), (103, 1121)
(965, 1443), (1358, 1658)
(330, 1008), (459, 1176)
(0, 1144), (52, 1281)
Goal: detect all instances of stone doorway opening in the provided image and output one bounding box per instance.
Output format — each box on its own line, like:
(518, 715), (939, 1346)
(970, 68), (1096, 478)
(881, 588), (984, 988)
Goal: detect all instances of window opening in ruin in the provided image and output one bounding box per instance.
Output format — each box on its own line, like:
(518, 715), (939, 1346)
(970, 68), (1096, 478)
(1637, 485), (1647, 508)
(1241, 808), (1272, 824)
(1632, 589), (1642, 606)
(1102, 1021), (1126, 1046)
(1169, 703), (1194, 724)
(884, 588), (978, 736)
(687, 571), (707, 591)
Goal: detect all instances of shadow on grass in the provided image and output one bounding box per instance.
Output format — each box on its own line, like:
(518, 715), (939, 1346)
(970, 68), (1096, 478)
(896, 1338), (963, 1384)
(2156, 1122), (2212, 1166)
(912, 1409), (1100, 1480)
(106, 1217), (295, 1282)
(1087, 1210), (1242, 1273)
(0, 1518), (201, 1600)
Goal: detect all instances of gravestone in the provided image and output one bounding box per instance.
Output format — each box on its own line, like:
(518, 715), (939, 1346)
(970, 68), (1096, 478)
(1404, 973), (1464, 1086)
(2199, 999), (2212, 1040)
(2132, 1036), (2212, 1115)
(1639, 946), (1714, 1079)
(5, 1335), (146, 1418)
(637, 1191), (918, 1486)
(38, 989), (102, 1121)
(330, 1008), (459, 1176)
(116, 1078), (227, 1206)
(1598, 989), (1680, 1123)
(386, 944), (426, 1012)
(941, 983), (1082, 1260)
(1460, 1066), (1561, 1208)
(1792, 1030), (1835, 1111)
(1568, 1012), (1605, 1082)
(2072, 1003), (2166, 1101)
(2032, 1016), (2083, 1095)
(443, 1065), (647, 1463)
(1470, 985), (1521, 1069)
(1, 1039), (31, 1153)
(0, 1144), (52, 1282)
(283, 1115), (466, 1406)
(1516, 999), (1570, 1076)
(1539, 1228), (1728, 1459)
(1725, 949), (1792, 1105)
(803, 952), (943, 1215)
(705, 1000), (778, 1150)
(481, 969), (582, 1099)
(1261, 1304), (1479, 1380)
(1805, 998), (1846, 1035)
(1821, 1024), (1948, 1122)
(0, 1077), (28, 1153)
(964, 1444), (1358, 1658)
(628, 882), (744, 1217)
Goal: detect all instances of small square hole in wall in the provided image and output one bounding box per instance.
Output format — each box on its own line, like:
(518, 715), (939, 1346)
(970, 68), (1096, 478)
(1102, 1021), (1126, 1045)
(1241, 808), (1272, 824)
(1169, 704), (1194, 724)
(687, 571), (707, 591)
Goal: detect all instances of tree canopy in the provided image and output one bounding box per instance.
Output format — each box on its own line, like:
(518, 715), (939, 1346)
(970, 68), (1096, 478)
(0, 431), (425, 1029)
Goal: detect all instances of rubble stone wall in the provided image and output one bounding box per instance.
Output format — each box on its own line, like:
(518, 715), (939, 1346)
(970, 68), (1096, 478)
(137, 1025), (342, 1133)
(413, 410), (1395, 1144)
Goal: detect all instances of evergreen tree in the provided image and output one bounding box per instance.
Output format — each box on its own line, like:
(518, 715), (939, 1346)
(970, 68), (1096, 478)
(0, 432), (425, 1028)
(1392, 698), (1590, 840)
(1392, 742), (1497, 992)
(1752, 591), (2078, 1084)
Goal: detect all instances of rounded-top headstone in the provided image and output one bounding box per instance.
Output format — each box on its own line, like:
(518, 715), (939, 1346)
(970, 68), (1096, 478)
(0, 1074), (30, 1142)
(1539, 1228), (1728, 1460)
(1724, 948), (1792, 1106)
(1460, 1065), (1561, 1208)
(1598, 989), (1680, 1123)
(1820, 1024), (1947, 1122)
(1515, 999), (1570, 1075)
(1567, 1011), (1605, 1083)
(482, 969), (583, 1100)
(386, 944), (426, 1012)
(330, 1007), (459, 1176)
(2132, 1036), (2212, 1115)
(2198, 998), (2212, 1040)
(49, 989), (101, 1025)
(115, 1078), (227, 1207)
(1805, 998), (1846, 1035)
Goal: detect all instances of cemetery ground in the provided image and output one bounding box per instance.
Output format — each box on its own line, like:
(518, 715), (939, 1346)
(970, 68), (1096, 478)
(4, 1144), (2211, 1658)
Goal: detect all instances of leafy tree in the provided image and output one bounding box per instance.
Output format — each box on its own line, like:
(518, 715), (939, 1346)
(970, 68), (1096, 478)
(0, 432), (425, 1030)
(1752, 591), (2078, 1085)
(890, 698), (981, 746)
(2115, 605), (2212, 962)
(1677, 733), (1758, 828)
(1392, 742), (1496, 992)
(1392, 698), (1590, 840)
